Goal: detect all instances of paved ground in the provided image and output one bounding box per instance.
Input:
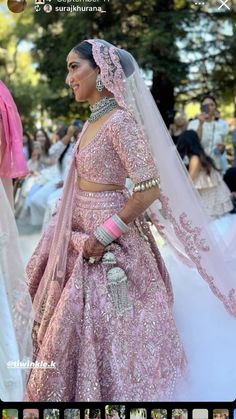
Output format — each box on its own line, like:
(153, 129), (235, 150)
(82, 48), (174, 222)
(17, 218), (42, 265)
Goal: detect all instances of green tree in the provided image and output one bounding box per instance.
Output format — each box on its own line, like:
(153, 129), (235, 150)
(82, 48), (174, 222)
(30, 0), (192, 124)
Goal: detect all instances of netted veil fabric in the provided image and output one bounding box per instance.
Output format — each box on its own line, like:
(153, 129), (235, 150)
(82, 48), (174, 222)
(87, 39), (236, 317)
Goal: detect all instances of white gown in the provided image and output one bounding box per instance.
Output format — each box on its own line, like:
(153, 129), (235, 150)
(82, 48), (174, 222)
(0, 180), (32, 401)
(30, 142), (74, 227)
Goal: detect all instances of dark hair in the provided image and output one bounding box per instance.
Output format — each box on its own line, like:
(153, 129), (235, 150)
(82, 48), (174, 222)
(72, 41), (97, 69)
(57, 125), (67, 139)
(23, 131), (33, 158)
(200, 94), (217, 106)
(177, 130), (218, 175)
(33, 128), (51, 155)
(224, 167), (236, 192)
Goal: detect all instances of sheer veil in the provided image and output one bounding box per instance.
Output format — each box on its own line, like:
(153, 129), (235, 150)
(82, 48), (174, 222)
(32, 39), (236, 347)
(88, 39), (236, 317)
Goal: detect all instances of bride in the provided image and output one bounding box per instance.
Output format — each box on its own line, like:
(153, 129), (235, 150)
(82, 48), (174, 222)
(24, 39), (236, 402)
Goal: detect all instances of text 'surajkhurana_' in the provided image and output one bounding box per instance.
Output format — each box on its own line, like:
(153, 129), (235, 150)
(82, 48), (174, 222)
(7, 360), (56, 369)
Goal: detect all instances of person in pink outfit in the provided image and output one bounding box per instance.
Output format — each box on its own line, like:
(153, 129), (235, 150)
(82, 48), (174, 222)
(0, 80), (28, 207)
(24, 40), (236, 402)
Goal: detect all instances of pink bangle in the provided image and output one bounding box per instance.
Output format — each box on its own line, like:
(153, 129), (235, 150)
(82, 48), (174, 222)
(94, 214), (129, 246)
(103, 218), (123, 238)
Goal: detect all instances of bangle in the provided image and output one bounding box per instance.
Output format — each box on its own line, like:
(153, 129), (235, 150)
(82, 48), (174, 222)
(133, 177), (160, 193)
(94, 214), (129, 246)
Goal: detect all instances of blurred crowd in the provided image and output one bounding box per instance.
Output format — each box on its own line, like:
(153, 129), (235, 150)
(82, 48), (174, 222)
(14, 120), (82, 230)
(169, 95), (236, 219)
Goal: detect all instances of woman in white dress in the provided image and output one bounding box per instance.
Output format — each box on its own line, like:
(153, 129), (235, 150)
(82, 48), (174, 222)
(15, 128), (56, 220)
(188, 95), (227, 174)
(177, 130), (233, 219)
(30, 125), (79, 227)
(0, 80), (33, 401)
(0, 180), (33, 401)
(42, 125), (80, 229)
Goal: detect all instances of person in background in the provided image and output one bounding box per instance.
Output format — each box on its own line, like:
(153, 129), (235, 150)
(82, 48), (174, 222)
(188, 95), (227, 174)
(22, 131), (33, 161)
(177, 130), (233, 219)
(33, 128), (52, 166)
(43, 123), (82, 229)
(232, 127), (236, 167)
(15, 129), (55, 219)
(30, 123), (80, 227)
(223, 166), (236, 213)
(214, 109), (229, 174)
(15, 141), (45, 218)
(169, 112), (187, 145)
(215, 110), (229, 136)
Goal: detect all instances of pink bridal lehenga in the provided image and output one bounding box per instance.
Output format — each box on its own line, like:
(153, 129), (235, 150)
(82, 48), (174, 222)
(24, 39), (236, 402)
(25, 110), (186, 402)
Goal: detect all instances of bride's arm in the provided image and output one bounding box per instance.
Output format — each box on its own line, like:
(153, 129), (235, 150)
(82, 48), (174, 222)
(118, 186), (160, 224)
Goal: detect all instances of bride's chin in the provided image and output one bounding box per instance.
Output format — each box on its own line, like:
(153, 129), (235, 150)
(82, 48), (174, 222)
(74, 92), (86, 102)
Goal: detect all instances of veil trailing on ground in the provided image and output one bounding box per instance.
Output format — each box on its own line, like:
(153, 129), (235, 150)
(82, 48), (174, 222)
(32, 39), (236, 347)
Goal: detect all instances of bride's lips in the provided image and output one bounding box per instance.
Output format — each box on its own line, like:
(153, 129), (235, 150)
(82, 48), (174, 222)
(72, 85), (80, 92)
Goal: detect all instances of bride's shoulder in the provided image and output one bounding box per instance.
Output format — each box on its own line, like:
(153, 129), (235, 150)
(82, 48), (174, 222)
(111, 108), (135, 125)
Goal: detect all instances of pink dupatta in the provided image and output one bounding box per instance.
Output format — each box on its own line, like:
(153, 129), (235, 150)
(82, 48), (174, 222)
(0, 80), (28, 178)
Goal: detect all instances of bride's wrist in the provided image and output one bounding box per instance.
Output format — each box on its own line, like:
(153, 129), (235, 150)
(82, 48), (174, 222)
(94, 214), (129, 246)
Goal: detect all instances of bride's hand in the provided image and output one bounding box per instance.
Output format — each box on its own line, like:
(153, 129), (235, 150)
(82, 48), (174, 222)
(83, 235), (105, 262)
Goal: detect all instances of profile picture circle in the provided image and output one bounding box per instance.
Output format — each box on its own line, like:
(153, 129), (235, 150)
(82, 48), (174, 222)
(7, 0), (27, 13)
(43, 3), (52, 12)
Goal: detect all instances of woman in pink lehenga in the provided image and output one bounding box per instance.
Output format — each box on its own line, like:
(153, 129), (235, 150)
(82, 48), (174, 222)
(25, 40), (236, 402)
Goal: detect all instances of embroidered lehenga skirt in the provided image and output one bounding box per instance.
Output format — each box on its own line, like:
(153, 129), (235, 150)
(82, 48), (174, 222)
(25, 188), (186, 402)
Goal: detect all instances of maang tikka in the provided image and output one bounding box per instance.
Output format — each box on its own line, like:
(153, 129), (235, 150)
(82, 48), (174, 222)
(96, 74), (104, 92)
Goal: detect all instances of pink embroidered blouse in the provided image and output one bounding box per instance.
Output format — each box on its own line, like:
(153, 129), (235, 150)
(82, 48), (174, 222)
(76, 109), (159, 186)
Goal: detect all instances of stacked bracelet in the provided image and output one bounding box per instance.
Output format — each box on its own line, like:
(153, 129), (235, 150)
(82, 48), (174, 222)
(133, 177), (160, 193)
(94, 214), (129, 247)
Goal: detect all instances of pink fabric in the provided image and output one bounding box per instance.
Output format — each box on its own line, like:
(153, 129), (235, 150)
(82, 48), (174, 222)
(0, 80), (28, 178)
(24, 38), (236, 403)
(76, 110), (159, 185)
(25, 188), (186, 401)
(31, 122), (88, 342)
(103, 218), (123, 238)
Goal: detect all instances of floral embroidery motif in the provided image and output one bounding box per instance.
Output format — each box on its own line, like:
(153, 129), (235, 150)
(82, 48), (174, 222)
(159, 193), (236, 316)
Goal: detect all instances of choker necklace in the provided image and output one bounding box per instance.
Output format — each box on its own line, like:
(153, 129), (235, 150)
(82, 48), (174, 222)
(88, 97), (117, 123)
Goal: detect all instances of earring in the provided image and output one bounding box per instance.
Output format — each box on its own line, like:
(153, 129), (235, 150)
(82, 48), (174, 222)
(96, 74), (104, 92)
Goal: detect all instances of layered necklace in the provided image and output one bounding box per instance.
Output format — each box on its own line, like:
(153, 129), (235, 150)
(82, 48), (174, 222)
(88, 97), (117, 123)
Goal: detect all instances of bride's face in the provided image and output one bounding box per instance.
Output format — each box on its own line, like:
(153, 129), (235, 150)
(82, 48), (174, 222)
(66, 51), (98, 102)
